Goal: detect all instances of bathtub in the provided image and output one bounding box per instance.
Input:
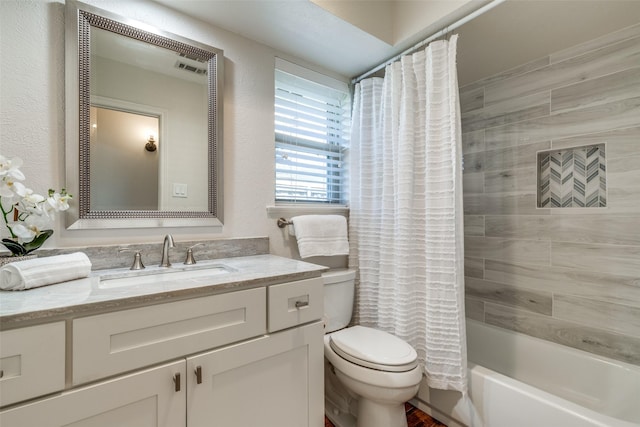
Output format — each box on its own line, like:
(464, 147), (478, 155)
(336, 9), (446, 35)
(416, 320), (640, 427)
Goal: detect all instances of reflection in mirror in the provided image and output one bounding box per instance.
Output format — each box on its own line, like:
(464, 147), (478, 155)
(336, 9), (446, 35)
(90, 106), (160, 210)
(65, 1), (223, 229)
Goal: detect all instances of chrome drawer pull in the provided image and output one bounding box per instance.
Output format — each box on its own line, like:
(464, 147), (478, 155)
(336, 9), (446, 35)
(295, 300), (309, 309)
(173, 373), (181, 392)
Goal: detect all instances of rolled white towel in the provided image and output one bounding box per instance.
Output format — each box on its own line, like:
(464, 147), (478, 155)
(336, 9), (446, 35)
(0, 252), (92, 291)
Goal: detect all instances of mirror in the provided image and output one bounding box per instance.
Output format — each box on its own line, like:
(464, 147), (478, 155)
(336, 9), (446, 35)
(65, 1), (223, 229)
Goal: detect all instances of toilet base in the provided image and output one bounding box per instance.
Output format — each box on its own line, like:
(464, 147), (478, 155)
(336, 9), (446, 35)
(356, 398), (407, 427)
(325, 398), (357, 427)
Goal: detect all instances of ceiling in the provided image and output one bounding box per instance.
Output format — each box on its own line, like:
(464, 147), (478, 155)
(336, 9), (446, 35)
(152, 0), (640, 86)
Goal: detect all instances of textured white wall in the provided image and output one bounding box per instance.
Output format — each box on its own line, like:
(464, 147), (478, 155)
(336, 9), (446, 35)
(0, 0), (348, 260)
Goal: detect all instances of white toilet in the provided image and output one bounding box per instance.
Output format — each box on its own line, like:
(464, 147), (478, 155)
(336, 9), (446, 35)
(322, 269), (422, 427)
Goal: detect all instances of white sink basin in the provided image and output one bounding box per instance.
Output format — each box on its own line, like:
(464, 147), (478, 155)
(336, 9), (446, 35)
(98, 263), (231, 289)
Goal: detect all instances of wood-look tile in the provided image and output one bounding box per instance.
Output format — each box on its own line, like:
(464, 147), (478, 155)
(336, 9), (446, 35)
(462, 92), (549, 133)
(485, 215), (640, 246)
(464, 192), (546, 216)
(463, 215), (484, 237)
(462, 129), (485, 154)
(465, 236), (550, 265)
(464, 256), (484, 278)
(459, 56), (550, 93)
(608, 155), (640, 189)
(464, 297), (484, 322)
(483, 141), (549, 172)
(460, 86), (484, 114)
(463, 172), (484, 194)
(484, 259), (640, 308)
(485, 215), (550, 240)
(554, 294), (640, 338)
(484, 302), (640, 366)
(465, 277), (552, 315)
(605, 186), (640, 213)
(551, 67), (640, 113)
(556, 216), (640, 246)
(462, 152), (484, 173)
(552, 241), (640, 277)
(485, 96), (640, 151)
(550, 23), (640, 64)
(485, 36), (640, 106)
(484, 167), (537, 193)
(550, 126), (640, 158)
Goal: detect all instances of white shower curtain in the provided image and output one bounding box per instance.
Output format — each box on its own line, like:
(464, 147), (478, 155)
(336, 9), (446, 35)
(349, 35), (467, 392)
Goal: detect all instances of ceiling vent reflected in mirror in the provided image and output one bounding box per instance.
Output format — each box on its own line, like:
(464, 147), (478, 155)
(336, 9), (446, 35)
(175, 61), (207, 75)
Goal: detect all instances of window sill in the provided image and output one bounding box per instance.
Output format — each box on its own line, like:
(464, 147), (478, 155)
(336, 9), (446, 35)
(266, 205), (349, 219)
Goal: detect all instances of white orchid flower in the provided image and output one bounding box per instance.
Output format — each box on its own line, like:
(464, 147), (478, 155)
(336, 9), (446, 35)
(10, 223), (38, 243)
(19, 188), (45, 208)
(27, 209), (52, 228)
(0, 179), (27, 199)
(1, 154), (71, 255)
(0, 155), (25, 181)
(46, 191), (72, 212)
(16, 189), (47, 220)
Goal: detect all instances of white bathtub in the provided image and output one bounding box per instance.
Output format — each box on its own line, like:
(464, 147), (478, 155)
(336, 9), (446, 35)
(416, 320), (640, 427)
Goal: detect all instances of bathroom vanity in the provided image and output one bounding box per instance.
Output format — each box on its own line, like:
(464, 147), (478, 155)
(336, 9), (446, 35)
(0, 254), (326, 427)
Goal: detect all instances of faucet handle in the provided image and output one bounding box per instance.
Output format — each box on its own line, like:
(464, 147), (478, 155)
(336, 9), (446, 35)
(184, 243), (205, 265)
(118, 248), (146, 270)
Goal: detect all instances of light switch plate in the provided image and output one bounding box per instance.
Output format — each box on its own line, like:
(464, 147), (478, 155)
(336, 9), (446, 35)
(172, 183), (188, 198)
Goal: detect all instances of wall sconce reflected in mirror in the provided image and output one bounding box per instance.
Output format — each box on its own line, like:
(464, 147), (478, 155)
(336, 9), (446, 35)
(145, 135), (157, 152)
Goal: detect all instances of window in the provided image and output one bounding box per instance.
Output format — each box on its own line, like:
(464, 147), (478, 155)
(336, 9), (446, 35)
(275, 59), (350, 204)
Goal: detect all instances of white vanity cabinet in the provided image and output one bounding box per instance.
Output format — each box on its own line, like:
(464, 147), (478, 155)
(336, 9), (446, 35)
(0, 322), (66, 407)
(0, 276), (324, 427)
(188, 321), (324, 427)
(72, 287), (267, 385)
(0, 360), (186, 427)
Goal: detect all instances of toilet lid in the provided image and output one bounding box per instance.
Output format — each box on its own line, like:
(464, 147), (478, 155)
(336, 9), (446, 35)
(329, 326), (418, 372)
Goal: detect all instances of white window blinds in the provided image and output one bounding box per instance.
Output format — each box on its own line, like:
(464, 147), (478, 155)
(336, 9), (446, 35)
(275, 61), (350, 204)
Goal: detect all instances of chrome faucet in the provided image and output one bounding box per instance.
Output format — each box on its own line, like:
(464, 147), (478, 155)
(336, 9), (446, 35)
(160, 234), (175, 267)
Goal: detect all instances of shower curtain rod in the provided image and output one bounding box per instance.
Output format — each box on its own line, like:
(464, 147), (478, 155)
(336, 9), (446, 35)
(351, 0), (506, 84)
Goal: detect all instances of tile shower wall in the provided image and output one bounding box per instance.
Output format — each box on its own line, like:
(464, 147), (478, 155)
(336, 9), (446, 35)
(460, 23), (640, 366)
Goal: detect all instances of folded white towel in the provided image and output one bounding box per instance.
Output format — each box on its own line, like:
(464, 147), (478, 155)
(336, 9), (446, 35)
(0, 252), (92, 291)
(292, 215), (349, 258)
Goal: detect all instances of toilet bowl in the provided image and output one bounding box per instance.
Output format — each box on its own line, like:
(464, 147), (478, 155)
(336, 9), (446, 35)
(322, 270), (422, 427)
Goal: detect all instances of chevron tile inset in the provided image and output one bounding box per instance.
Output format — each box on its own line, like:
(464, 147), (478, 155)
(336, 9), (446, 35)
(538, 144), (606, 208)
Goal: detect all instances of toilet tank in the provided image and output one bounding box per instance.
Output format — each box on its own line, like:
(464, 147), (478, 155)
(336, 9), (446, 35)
(322, 268), (356, 333)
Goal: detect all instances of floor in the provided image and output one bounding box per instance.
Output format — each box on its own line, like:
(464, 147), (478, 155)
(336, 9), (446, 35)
(324, 403), (446, 427)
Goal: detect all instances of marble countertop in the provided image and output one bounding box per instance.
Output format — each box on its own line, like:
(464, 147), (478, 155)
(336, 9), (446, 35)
(0, 254), (328, 329)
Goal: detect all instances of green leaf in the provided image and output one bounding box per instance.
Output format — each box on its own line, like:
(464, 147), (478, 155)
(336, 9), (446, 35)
(1, 239), (27, 256)
(22, 230), (54, 254)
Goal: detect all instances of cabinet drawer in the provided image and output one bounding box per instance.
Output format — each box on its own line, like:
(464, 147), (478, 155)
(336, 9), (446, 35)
(268, 277), (323, 332)
(0, 322), (65, 407)
(73, 287), (266, 385)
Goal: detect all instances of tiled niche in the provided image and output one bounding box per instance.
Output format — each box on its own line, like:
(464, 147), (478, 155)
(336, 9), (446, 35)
(538, 144), (607, 208)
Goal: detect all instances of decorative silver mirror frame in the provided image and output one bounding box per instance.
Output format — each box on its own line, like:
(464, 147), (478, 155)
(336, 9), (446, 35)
(65, 0), (224, 229)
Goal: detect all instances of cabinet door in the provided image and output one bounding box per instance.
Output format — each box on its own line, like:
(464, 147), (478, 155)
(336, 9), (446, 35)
(0, 360), (186, 427)
(0, 322), (65, 406)
(187, 321), (324, 427)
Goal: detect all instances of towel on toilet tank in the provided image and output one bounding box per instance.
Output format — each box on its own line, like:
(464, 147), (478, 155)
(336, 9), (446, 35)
(291, 215), (349, 258)
(0, 252), (92, 291)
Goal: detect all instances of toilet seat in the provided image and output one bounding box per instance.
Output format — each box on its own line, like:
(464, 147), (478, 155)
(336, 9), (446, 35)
(329, 326), (418, 372)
